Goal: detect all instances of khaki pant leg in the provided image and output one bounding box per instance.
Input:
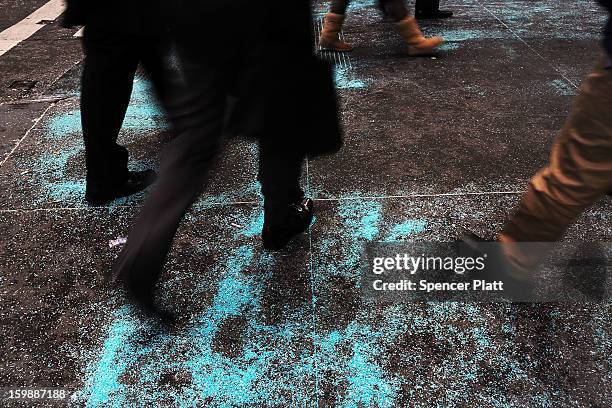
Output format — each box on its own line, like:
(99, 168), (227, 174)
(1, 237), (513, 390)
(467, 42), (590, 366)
(502, 57), (612, 244)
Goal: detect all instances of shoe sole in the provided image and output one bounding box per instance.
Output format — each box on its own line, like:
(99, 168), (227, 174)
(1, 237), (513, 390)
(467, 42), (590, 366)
(407, 39), (444, 56)
(262, 214), (314, 251)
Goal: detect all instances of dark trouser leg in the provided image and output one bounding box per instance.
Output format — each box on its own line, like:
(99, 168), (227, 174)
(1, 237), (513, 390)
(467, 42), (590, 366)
(415, 0), (440, 13)
(112, 48), (229, 288)
(378, 0), (409, 21)
(112, 118), (224, 286)
(111, 0), (248, 304)
(330, 0), (351, 15)
(139, 41), (171, 105)
(258, 139), (305, 227)
(415, 0), (452, 18)
(80, 31), (139, 195)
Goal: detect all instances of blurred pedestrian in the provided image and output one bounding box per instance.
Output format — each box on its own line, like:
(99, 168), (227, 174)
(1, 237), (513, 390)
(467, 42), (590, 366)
(415, 0), (453, 19)
(465, 0), (612, 277)
(62, 0), (161, 205)
(110, 0), (341, 316)
(319, 0), (443, 54)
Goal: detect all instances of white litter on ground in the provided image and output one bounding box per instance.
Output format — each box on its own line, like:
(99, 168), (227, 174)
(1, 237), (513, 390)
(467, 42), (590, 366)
(108, 237), (127, 249)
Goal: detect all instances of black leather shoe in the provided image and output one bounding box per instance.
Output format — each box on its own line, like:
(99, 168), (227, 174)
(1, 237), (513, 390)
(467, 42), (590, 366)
(416, 9), (454, 19)
(262, 198), (314, 250)
(86, 169), (157, 205)
(109, 267), (176, 327)
(459, 228), (535, 300)
(125, 281), (176, 326)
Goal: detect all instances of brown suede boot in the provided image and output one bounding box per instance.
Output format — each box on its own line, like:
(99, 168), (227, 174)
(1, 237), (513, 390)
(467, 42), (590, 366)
(395, 16), (443, 56)
(319, 12), (353, 52)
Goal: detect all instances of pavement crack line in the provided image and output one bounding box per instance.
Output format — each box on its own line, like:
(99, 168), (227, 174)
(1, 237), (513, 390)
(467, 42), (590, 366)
(305, 155), (321, 405)
(307, 216), (320, 405)
(0, 191), (525, 214)
(312, 191), (524, 201)
(2, 95), (75, 105)
(0, 101), (56, 169)
(471, 0), (580, 89)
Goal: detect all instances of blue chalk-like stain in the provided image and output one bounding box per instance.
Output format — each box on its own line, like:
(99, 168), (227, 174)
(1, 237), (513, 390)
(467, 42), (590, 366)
(549, 79), (576, 96)
(75, 243), (319, 406)
(335, 67), (367, 90)
(62, 2), (611, 401)
(436, 29), (507, 43)
(78, 306), (141, 407)
(348, 0), (376, 12)
(75, 193), (612, 406)
(438, 42), (462, 52)
(385, 219), (427, 241)
(338, 198), (381, 242)
(35, 77), (166, 206)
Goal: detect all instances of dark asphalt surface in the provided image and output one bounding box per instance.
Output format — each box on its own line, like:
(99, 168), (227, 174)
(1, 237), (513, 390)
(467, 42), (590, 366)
(0, 0), (51, 32)
(1, 0), (611, 406)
